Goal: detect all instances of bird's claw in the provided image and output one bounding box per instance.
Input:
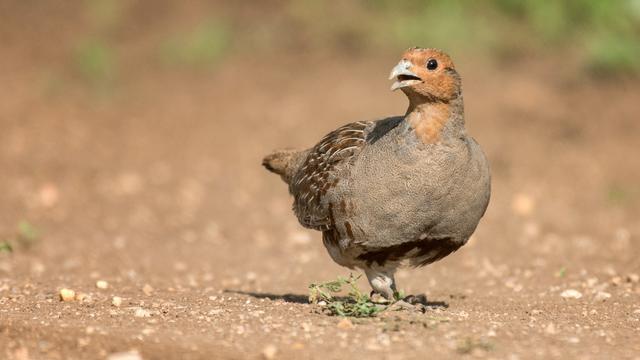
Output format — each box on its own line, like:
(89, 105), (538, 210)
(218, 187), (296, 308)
(403, 294), (428, 305)
(369, 291), (392, 304)
(387, 299), (426, 313)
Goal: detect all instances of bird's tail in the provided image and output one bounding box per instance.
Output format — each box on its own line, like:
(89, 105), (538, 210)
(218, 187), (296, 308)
(262, 149), (304, 183)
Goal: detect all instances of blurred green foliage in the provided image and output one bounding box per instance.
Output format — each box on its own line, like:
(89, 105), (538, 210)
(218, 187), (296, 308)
(73, 0), (124, 86)
(17, 220), (39, 245)
(0, 220), (40, 254)
(160, 20), (231, 68)
(71, 0), (639, 76)
(587, 32), (640, 74)
(607, 184), (636, 206)
(0, 241), (12, 254)
(309, 274), (382, 317)
(278, 0), (640, 74)
(74, 38), (115, 84)
(492, 0), (640, 73)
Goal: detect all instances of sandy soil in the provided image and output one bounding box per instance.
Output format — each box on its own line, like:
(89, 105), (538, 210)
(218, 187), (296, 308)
(1, 3), (640, 359)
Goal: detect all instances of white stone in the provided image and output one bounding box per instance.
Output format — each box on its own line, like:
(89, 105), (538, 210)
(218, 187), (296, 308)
(134, 308), (151, 318)
(59, 288), (75, 302)
(594, 291), (611, 302)
(262, 344), (277, 359)
(560, 289), (582, 299)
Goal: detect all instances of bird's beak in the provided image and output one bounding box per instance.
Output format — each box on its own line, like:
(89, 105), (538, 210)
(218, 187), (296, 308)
(389, 60), (422, 91)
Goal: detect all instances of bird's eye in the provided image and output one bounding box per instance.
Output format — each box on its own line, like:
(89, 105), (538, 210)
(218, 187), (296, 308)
(426, 59), (438, 70)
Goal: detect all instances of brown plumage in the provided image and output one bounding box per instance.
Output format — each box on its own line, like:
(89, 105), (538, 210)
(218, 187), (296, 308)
(263, 48), (491, 299)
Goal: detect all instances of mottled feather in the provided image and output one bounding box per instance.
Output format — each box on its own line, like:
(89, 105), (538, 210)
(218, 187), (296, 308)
(290, 121), (370, 230)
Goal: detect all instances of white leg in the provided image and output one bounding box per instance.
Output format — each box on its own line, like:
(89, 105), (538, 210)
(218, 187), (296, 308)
(364, 267), (397, 300)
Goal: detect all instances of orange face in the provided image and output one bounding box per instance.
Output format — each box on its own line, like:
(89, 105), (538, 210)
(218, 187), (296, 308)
(389, 48), (461, 102)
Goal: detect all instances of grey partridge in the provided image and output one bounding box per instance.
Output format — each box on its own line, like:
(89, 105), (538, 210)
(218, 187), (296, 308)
(263, 48), (491, 299)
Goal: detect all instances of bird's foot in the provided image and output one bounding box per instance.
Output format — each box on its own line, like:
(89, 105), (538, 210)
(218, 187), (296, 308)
(369, 290), (392, 304)
(369, 289), (429, 313)
(364, 268), (397, 301)
(387, 299), (417, 311)
(402, 293), (428, 306)
(387, 298), (427, 313)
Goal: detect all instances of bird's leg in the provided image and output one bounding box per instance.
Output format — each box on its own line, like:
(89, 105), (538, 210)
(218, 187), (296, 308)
(364, 267), (425, 312)
(364, 267), (397, 301)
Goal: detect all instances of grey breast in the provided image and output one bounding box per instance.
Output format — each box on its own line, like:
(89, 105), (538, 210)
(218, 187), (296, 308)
(326, 118), (491, 258)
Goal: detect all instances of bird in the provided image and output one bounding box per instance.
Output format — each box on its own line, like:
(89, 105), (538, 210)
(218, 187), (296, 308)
(262, 48), (491, 301)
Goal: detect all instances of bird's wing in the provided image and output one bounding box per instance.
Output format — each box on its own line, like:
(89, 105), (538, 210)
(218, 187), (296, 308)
(290, 121), (371, 230)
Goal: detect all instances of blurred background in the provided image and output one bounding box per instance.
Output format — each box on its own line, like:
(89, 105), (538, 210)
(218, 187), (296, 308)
(1, 1), (640, 358)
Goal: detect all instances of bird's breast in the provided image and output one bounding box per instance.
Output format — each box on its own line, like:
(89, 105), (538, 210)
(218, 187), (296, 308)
(327, 134), (489, 250)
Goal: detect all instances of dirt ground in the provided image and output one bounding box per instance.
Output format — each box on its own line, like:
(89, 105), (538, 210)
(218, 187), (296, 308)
(1, 3), (640, 360)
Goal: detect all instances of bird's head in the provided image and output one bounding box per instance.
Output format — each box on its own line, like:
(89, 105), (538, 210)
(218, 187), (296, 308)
(389, 48), (461, 103)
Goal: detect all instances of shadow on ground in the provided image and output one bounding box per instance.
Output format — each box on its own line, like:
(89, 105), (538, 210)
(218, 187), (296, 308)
(225, 290), (310, 304)
(225, 290), (450, 309)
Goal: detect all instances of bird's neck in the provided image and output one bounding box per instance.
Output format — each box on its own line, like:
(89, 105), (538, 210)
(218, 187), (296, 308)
(404, 96), (465, 144)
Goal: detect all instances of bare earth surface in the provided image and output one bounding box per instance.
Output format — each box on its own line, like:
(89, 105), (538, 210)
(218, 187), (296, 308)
(1, 4), (640, 359)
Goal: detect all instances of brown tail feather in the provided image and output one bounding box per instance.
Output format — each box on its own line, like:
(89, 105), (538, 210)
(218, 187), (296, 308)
(262, 149), (304, 183)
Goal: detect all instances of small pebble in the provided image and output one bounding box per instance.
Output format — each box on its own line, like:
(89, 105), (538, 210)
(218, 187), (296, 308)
(262, 344), (277, 359)
(112, 296), (123, 307)
(567, 337), (580, 344)
(560, 289), (582, 299)
(142, 284), (154, 296)
(75, 293), (91, 303)
(246, 272), (257, 281)
(96, 280), (109, 289)
(594, 291), (611, 302)
(134, 308), (151, 318)
(59, 288), (76, 302)
(585, 278), (599, 288)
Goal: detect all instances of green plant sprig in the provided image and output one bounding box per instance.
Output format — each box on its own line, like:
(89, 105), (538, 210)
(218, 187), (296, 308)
(309, 274), (383, 318)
